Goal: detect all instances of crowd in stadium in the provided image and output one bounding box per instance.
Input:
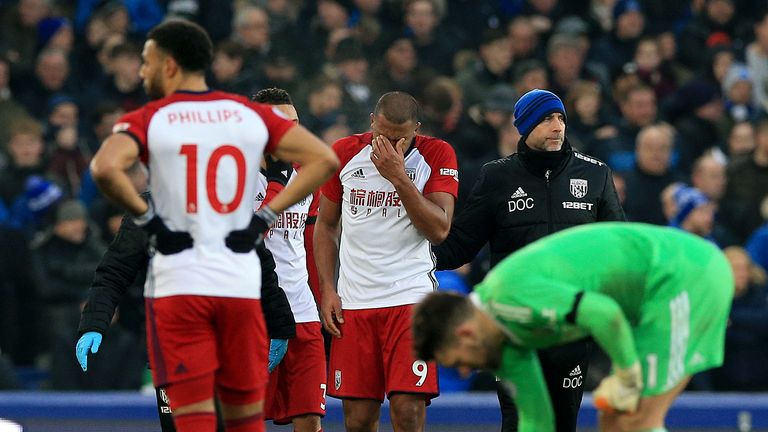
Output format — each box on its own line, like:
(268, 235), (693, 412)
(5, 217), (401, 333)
(0, 0), (767, 397)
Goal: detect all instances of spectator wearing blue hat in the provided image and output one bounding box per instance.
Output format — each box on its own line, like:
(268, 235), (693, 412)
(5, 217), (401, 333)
(669, 185), (717, 243)
(433, 88), (625, 432)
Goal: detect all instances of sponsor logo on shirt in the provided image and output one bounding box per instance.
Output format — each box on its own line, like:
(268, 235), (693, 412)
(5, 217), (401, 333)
(573, 152), (604, 166)
(439, 168), (459, 181)
(570, 179), (588, 198)
(562, 201), (594, 210)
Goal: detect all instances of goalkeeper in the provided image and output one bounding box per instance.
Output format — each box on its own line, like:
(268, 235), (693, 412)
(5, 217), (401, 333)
(413, 222), (733, 432)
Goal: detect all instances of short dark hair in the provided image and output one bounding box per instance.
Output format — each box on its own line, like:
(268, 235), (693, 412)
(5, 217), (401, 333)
(251, 87), (293, 105)
(412, 292), (474, 361)
(109, 41), (141, 60)
(147, 19), (213, 73)
(373, 91), (420, 124)
(215, 40), (246, 61)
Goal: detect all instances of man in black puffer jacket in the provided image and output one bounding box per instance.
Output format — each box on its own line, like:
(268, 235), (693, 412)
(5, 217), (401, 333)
(433, 89), (625, 432)
(77, 192), (295, 432)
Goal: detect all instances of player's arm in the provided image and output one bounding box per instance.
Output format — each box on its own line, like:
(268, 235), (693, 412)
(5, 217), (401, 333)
(266, 126), (339, 214)
(495, 345), (556, 432)
(314, 194), (343, 337)
(572, 291), (638, 368)
(90, 133), (148, 216)
(371, 136), (454, 244)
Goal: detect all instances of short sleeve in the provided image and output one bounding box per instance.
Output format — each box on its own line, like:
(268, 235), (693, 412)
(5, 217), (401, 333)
(250, 103), (297, 154)
(422, 139), (459, 198)
(112, 108), (150, 164)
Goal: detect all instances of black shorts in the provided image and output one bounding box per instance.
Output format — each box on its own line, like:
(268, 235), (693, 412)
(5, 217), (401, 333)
(497, 338), (592, 432)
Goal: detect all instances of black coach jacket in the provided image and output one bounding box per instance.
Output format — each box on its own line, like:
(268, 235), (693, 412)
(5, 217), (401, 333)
(78, 198), (296, 340)
(434, 139), (625, 270)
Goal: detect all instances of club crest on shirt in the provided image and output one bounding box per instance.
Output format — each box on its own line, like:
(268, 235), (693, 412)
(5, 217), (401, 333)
(405, 168), (417, 182)
(570, 179), (588, 198)
(335, 370), (342, 390)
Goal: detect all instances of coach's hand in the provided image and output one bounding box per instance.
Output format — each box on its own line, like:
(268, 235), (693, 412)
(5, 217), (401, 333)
(134, 201), (193, 255)
(75, 332), (102, 372)
(225, 206), (278, 253)
(268, 339), (289, 373)
(594, 361), (642, 413)
(321, 289), (344, 337)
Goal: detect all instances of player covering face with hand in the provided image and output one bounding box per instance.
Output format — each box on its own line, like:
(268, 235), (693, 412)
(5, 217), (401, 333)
(413, 223), (733, 432)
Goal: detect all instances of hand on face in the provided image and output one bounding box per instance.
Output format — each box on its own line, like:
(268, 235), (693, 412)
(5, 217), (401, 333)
(371, 135), (407, 182)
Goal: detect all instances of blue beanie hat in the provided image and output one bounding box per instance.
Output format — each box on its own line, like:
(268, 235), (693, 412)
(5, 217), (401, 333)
(513, 89), (566, 137)
(669, 186), (710, 227)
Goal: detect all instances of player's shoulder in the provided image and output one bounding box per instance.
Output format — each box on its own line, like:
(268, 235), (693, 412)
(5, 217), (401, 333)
(332, 132), (371, 153)
(413, 134), (454, 154)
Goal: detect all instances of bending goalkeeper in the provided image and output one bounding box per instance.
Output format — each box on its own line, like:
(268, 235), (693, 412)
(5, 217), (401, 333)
(413, 223), (733, 432)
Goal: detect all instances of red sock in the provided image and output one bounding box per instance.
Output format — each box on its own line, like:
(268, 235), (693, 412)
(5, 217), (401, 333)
(224, 413), (264, 432)
(173, 412), (216, 432)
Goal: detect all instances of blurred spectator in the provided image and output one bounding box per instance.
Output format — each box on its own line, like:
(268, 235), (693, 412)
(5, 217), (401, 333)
(93, 41), (146, 113)
(17, 48), (75, 120)
(83, 102), (123, 154)
(0, 118), (62, 233)
(623, 36), (678, 102)
(47, 125), (89, 199)
(512, 58), (548, 96)
(0, 0), (51, 76)
(0, 225), (41, 366)
(546, 32), (608, 100)
(692, 150), (728, 203)
(261, 45), (302, 97)
(456, 28), (513, 108)
(73, 0), (163, 37)
(656, 30), (695, 87)
(747, 10), (768, 115)
(211, 39), (261, 96)
(36, 17), (74, 54)
(564, 80), (618, 153)
(622, 123), (682, 224)
(722, 63), (758, 125)
(668, 185), (718, 242)
(45, 94), (79, 132)
(745, 198), (768, 274)
(419, 76), (464, 142)
(594, 82), (657, 171)
(232, 4), (272, 73)
(403, 0), (455, 75)
(507, 15), (541, 62)
(306, 0), (354, 70)
(671, 79), (725, 174)
(31, 199), (106, 389)
(678, 0), (738, 73)
(71, 11), (111, 85)
(165, 0), (234, 43)
(299, 76), (347, 137)
(331, 37), (374, 132)
(369, 36), (435, 99)
(711, 246), (768, 391)
(590, 0), (645, 76)
(0, 56), (30, 147)
(727, 120), (755, 157)
(721, 118), (768, 243)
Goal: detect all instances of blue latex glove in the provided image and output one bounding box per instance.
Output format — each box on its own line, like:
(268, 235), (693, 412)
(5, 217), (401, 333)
(75, 332), (102, 372)
(268, 339), (289, 373)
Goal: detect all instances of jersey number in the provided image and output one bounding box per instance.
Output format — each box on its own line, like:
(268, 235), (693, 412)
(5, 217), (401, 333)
(412, 360), (428, 386)
(179, 144), (246, 214)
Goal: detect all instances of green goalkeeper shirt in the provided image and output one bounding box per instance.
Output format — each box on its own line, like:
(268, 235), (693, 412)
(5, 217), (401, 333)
(472, 222), (730, 432)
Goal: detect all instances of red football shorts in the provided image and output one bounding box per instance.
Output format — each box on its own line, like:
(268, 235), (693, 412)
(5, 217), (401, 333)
(265, 321), (327, 424)
(146, 295), (268, 402)
(327, 304), (439, 402)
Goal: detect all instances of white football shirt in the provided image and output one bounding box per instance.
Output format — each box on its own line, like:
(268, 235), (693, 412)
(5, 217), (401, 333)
(321, 132), (458, 309)
(113, 90), (295, 299)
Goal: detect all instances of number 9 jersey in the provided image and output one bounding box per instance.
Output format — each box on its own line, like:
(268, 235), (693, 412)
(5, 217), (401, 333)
(113, 91), (296, 300)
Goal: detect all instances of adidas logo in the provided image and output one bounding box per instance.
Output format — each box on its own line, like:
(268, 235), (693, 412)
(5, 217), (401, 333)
(351, 168), (365, 179)
(175, 362), (188, 375)
(570, 365), (582, 376)
(511, 187), (527, 199)
(255, 192), (265, 201)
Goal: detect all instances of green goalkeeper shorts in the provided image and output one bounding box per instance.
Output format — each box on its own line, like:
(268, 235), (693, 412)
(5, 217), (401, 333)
(632, 245), (733, 397)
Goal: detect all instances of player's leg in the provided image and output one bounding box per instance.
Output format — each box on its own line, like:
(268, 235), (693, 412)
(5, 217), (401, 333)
(343, 399), (381, 432)
(598, 376), (689, 432)
(265, 322), (326, 432)
(146, 296), (220, 432)
(327, 309), (386, 432)
(389, 393), (427, 432)
(214, 297), (269, 432)
(537, 339), (592, 432)
(155, 386), (177, 432)
(383, 305), (439, 432)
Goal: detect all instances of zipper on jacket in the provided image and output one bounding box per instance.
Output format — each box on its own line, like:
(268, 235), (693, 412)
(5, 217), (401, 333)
(545, 169), (553, 233)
